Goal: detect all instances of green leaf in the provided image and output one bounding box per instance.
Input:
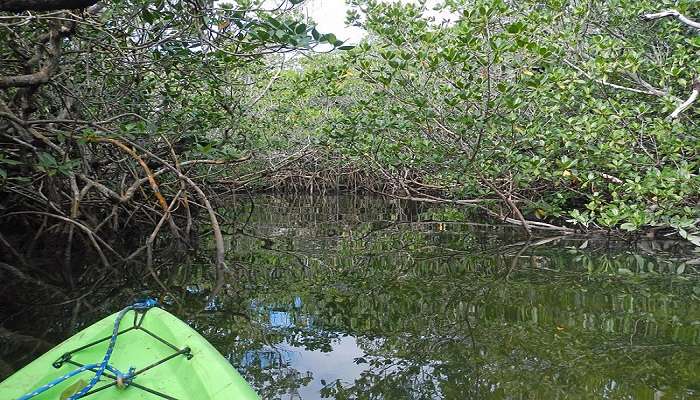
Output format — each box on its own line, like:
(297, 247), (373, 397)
(256, 29), (270, 41)
(142, 8), (155, 24)
(60, 379), (87, 400)
(506, 22), (524, 34)
(619, 223), (637, 231)
(266, 17), (284, 30)
(294, 23), (307, 35)
(37, 152), (57, 167)
(0, 158), (21, 165)
(617, 268), (633, 275)
(686, 234), (700, 247)
(321, 33), (337, 44)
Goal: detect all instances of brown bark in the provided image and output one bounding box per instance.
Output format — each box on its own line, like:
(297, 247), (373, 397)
(0, 0), (97, 12)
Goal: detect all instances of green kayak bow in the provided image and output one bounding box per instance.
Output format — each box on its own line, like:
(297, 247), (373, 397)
(0, 304), (260, 400)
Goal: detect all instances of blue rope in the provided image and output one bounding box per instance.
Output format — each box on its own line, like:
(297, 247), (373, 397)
(17, 299), (158, 400)
(18, 364), (128, 400)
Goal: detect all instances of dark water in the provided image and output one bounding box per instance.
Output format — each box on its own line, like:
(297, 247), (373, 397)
(2, 195), (700, 399)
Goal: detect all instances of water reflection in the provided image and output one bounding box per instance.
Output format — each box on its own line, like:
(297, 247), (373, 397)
(221, 196), (700, 399)
(2, 195), (699, 399)
(244, 336), (369, 400)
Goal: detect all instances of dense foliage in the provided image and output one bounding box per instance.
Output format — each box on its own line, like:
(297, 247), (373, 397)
(257, 0), (700, 240)
(0, 0), (346, 281)
(1, 0), (699, 288)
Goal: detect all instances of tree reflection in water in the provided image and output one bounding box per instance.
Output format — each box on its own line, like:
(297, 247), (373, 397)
(2, 196), (699, 399)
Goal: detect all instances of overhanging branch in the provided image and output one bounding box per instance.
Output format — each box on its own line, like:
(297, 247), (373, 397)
(0, 0), (98, 12)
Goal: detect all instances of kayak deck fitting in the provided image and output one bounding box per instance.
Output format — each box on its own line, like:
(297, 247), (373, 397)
(0, 302), (260, 399)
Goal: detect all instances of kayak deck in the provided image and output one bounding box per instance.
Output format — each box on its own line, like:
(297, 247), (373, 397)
(0, 307), (259, 399)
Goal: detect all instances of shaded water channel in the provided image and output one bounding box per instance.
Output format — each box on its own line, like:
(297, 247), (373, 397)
(2, 195), (700, 399)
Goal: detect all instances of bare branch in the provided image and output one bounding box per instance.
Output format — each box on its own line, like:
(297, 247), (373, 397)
(669, 79), (700, 119)
(247, 58), (284, 110)
(641, 10), (700, 119)
(642, 9), (700, 29)
(563, 60), (670, 98)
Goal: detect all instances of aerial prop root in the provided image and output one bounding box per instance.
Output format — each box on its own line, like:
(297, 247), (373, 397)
(87, 137), (169, 213)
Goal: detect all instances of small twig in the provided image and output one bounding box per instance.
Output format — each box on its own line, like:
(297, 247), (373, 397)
(161, 133), (189, 244)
